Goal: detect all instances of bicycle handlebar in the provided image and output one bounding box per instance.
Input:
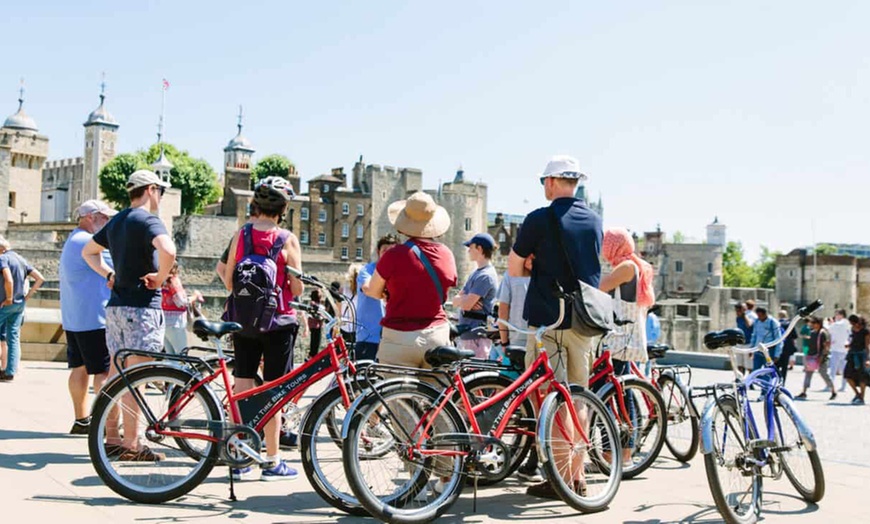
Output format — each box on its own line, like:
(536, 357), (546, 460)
(493, 297), (565, 343)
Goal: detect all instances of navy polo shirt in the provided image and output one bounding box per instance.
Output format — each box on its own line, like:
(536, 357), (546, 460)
(512, 198), (602, 330)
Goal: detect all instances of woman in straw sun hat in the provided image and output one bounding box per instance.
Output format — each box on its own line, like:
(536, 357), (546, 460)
(363, 191), (458, 370)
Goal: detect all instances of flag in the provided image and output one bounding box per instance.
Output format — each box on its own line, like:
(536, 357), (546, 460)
(162, 78), (170, 91)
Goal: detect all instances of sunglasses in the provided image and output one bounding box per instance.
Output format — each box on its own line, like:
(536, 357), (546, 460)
(152, 185), (166, 197)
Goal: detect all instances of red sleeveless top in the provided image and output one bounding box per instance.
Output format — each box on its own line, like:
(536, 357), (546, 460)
(234, 226), (297, 316)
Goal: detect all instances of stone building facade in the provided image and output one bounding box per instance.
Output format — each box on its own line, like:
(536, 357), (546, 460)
(640, 226), (724, 299)
(1, 88), (49, 227)
(40, 86), (118, 223)
(775, 249), (870, 315)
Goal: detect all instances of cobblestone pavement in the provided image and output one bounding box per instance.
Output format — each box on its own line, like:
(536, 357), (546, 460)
(1, 362), (867, 523)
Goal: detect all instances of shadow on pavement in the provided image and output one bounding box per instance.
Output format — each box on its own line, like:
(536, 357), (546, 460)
(0, 452), (91, 471)
(627, 490), (820, 523)
(0, 428), (80, 441)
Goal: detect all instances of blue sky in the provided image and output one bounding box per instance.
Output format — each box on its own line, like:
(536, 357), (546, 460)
(5, 1), (869, 261)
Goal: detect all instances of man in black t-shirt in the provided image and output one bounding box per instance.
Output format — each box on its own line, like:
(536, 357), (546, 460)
(508, 155), (603, 499)
(82, 169), (177, 461)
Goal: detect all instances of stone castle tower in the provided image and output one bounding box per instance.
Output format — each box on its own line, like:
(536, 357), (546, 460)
(221, 106), (255, 216)
(0, 84), (49, 227)
(435, 168), (488, 284)
(706, 216), (726, 246)
(82, 80), (119, 203)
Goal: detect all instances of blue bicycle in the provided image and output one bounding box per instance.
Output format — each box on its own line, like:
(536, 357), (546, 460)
(698, 300), (825, 524)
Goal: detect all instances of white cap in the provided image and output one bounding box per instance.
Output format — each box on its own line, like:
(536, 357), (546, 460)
(539, 155), (588, 183)
(75, 199), (118, 219)
(126, 169), (171, 192)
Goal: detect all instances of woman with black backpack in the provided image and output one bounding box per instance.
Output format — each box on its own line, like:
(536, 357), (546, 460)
(223, 176), (303, 481)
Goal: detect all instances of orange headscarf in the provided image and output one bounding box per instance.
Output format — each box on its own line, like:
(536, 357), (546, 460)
(602, 228), (655, 308)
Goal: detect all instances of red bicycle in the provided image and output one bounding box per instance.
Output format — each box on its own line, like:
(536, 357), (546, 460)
(342, 296), (623, 523)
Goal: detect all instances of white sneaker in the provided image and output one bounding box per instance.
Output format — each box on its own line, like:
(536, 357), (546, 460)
(433, 478), (446, 494)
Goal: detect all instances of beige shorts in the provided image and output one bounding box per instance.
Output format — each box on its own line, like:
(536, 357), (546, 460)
(378, 322), (451, 369)
(525, 328), (594, 387)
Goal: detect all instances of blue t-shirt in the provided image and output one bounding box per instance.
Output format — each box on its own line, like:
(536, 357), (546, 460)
(646, 312), (661, 344)
(0, 250), (34, 304)
(92, 207), (169, 309)
(512, 197), (603, 330)
(458, 264), (498, 330)
(356, 261), (385, 343)
(59, 228), (114, 332)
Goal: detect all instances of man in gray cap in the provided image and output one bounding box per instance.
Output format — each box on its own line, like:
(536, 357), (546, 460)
(60, 200), (117, 434)
(82, 169), (176, 461)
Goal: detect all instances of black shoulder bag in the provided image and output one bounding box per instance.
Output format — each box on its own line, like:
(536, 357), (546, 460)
(548, 208), (614, 337)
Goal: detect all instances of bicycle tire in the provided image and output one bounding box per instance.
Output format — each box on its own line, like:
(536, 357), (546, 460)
(703, 395), (761, 524)
(460, 374), (534, 485)
(772, 393), (825, 502)
(657, 373), (699, 463)
(598, 376), (667, 479)
(88, 366), (222, 503)
(343, 381), (467, 524)
(539, 385), (622, 513)
(300, 387), (369, 516)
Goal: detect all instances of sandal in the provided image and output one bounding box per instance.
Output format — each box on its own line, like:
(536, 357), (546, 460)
(117, 445), (165, 462)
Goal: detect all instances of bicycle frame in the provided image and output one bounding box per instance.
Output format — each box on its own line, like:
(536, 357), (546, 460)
(628, 360), (699, 419)
(590, 350), (654, 437)
(116, 334), (354, 445)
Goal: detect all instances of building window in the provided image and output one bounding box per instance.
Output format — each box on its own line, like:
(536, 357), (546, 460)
(355, 247), (363, 260)
(465, 218), (472, 231)
(323, 184), (330, 193)
(318, 209), (327, 222)
(498, 232), (506, 243)
(318, 232), (326, 245)
(357, 203), (364, 216)
(341, 246), (348, 260)
(788, 270), (794, 277)
(675, 260), (684, 273)
(834, 272), (839, 280)
(707, 262), (713, 274)
(8, 192), (15, 208)
(301, 207), (309, 221)
(356, 224), (364, 240)
(300, 230), (309, 244)
(341, 202), (349, 216)
(341, 223), (349, 238)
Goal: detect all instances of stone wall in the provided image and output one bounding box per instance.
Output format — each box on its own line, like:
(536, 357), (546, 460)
(173, 214), (240, 258)
(436, 180), (488, 284)
(857, 259), (870, 316)
(2, 129), (49, 224)
(776, 252), (860, 312)
(656, 243), (723, 297)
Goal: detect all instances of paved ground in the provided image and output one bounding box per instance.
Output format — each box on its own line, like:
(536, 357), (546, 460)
(1, 362), (867, 523)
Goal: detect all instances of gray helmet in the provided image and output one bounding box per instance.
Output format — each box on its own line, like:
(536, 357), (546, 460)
(253, 176), (294, 211)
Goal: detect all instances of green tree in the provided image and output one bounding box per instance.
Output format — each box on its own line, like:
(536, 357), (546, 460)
(754, 245), (780, 289)
(671, 230), (685, 244)
(723, 241), (758, 288)
(99, 143), (221, 214)
(814, 243), (838, 256)
(251, 154), (294, 187)
(98, 153), (149, 208)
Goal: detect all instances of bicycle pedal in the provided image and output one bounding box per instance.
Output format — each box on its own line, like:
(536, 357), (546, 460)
(769, 446), (790, 453)
(747, 439), (776, 450)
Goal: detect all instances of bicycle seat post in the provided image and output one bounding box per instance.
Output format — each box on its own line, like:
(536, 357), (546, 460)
(214, 336), (227, 361)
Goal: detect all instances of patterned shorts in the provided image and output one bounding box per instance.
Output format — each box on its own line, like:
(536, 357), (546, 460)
(106, 306), (165, 355)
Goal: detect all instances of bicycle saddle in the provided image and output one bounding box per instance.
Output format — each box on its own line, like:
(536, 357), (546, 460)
(703, 329), (746, 350)
(424, 346), (475, 367)
(646, 344), (670, 360)
(193, 319), (243, 340)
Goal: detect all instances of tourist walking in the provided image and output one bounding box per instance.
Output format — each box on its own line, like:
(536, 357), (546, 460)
(776, 310), (799, 383)
(59, 200), (116, 432)
(222, 176), (302, 480)
(734, 302), (754, 374)
(355, 234), (398, 361)
(749, 307), (783, 371)
(508, 155), (602, 499)
(827, 309), (850, 393)
(844, 315), (869, 405)
(82, 169), (176, 460)
(0, 236), (46, 382)
(796, 316), (835, 400)
(452, 232), (498, 359)
(338, 265), (361, 348)
(306, 289), (325, 358)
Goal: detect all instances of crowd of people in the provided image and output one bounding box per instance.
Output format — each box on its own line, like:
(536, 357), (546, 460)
(0, 150), (863, 500)
(734, 301), (870, 404)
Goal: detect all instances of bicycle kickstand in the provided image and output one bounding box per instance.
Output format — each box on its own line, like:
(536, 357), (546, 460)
(228, 466), (237, 502)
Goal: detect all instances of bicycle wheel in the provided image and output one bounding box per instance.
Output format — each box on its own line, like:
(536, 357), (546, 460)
(88, 366), (222, 503)
(658, 373), (699, 462)
(772, 393), (825, 502)
(461, 373), (534, 485)
(703, 395), (762, 524)
(343, 381), (467, 524)
(598, 376), (667, 478)
(539, 385), (622, 513)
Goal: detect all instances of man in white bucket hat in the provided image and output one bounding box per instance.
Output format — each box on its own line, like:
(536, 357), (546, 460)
(509, 155), (603, 499)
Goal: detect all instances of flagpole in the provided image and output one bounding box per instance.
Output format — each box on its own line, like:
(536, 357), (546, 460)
(811, 218), (817, 304)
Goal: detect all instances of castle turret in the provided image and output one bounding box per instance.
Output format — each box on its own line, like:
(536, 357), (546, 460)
(83, 77), (119, 203)
(222, 106), (255, 216)
(1, 82), (49, 225)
